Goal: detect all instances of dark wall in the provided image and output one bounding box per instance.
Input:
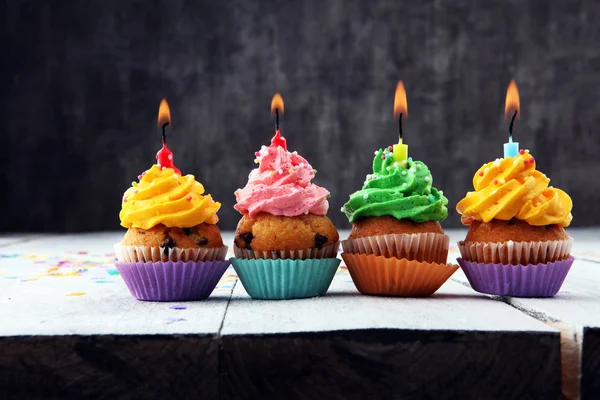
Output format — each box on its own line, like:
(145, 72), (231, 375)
(3, 0), (600, 232)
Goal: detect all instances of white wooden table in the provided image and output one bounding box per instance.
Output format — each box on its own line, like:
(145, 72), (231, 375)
(0, 230), (598, 400)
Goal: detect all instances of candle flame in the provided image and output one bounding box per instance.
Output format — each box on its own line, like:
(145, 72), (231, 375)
(393, 81), (408, 119)
(270, 93), (284, 115)
(158, 98), (171, 127)
(504, 80), (520, 120)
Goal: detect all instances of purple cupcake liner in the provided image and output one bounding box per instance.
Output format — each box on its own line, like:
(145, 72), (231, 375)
(457, 256), (575, 298)
(115, 260), (230, 301)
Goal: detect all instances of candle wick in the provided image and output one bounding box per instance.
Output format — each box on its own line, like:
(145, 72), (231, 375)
(398, 113), (403, 141)
(508, 110), (517, 141)
(275, 109), (279, 130)
(162, 122), (169, 144)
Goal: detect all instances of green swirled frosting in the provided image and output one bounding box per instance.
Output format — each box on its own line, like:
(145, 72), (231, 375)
(342, 148), (448, 223)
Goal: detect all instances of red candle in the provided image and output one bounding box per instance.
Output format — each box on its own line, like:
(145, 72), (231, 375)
(270, 93), (287, 150)
(156, 98), (181, 175)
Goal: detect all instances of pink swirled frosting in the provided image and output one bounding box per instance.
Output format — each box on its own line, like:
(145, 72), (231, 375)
(234, 144), (330, 218)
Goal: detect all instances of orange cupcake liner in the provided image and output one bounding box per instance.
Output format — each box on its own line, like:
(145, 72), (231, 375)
(341, 252), (458, 297)
(114, 244), (228, 263)
(342, 233), (449, 264)
(458, 238), (572, 265)
(233, 241), (340, 260)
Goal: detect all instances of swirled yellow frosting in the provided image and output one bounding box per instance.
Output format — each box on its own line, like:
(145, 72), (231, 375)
(456, 151), (572, 227)
(120, 165), (220, 229)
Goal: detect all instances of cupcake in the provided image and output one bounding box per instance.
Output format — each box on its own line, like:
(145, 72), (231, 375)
(231, 135), (340, 300)
(114, 163), (230, 301)
(456, 149), (574, 297)
(341, 148), (458, 297)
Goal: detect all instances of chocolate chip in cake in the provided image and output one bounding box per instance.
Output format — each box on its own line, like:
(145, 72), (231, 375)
(138, 231), (146, 234)
(315, 234), (328, 249)
(197, 237), (209, 246)
(183, 228), (192, 236)
(239, 232), (254, 249)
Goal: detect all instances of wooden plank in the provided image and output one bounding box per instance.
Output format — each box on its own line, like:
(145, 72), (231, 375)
(452, 258), (600, 400)
(0, 233), (234, 400)
(220, 269), (561, 399)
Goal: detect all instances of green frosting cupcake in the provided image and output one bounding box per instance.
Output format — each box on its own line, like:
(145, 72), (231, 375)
(342, 148), (448, 223)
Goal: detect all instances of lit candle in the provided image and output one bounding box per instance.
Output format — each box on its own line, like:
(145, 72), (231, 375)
(392, 81), (408, 162)
(270, 93), (287, 150)
(156, 98), (181, 175)
(503, 80), (520, 158)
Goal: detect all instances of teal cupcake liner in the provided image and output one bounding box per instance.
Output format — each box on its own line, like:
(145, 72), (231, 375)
(230, 257), (341, 300)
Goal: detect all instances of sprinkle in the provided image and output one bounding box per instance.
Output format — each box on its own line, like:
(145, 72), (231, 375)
(424, 177), (430, 182)
(525, 149), (530, 154)
(524, 159), (529, 165)
(304, 211), (309, 215)
(292, 151), (298, 155)
(374, 151), (379, 155)
(151, 182), (155, 186)
(288, 168), (293, 174)
(394, 162), (399, 167)
(157, 162), (161, 167)
(300, 162), (305, 168)
(168, 154), (173, 160)
(478, 171), (484, 176)
(132, 181), (137, 186)
(161, 166), (166, 170)
(269, 171), (274, 176)
(254, 159), (259, 164)
(278, 169), (283, 174)
(340, 207), (345, 213)
(388, 146), (393, 151)
(439, 190), (444, 195)
(484, 168), (489, 173)
(402, 183), (407, 187)
(313, 169), (317, 174)
(363, 194), (369, 199)
(173, 174), (178, 179)
(542, 173), (547, 178)
(519, 149), (525, 155)
(123, 197), (127, 202)
(493, 179), (498, 185)
(261, 145), (267, 150)
(416, 164), (421, 169)
(66, 292), (86, 297)
(255, 152), (260, 157)
(408, 157), (413, 161)
(493, 161), (501, 167)
(138, 175), (143, 180)
(530, 157), (535, 163)
(410, 168), (416, 173)
(381, 155), (386, 160)
(428, 197), (434, 203)
(386, 166), (391, 171)
(385, 153), (393, 159)
(187, 195), (192, 201)
(513, 160), (518, 165)
(134, 190), (138, 194)
(500, 179), (506, 184)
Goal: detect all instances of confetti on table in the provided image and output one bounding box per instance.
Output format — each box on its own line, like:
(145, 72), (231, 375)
(169, 305), (187, 310)
(66, 291), (86, 296)
(165, 317), (186, 324)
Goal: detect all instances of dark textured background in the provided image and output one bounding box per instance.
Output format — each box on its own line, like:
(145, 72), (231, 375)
(3, 0), (599, 232)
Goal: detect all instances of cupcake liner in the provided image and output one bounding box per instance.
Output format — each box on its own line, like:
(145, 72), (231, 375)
(114, 244), (228, 263)
(233, 241), (340, 260)
(115, 259), (230, 301)
(458, 239), (572, 265)
(457, 256), (575, 298)
(230, 257), (341, 300)
(342, 233), (449, 264)
(341, 252), (458, 297)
